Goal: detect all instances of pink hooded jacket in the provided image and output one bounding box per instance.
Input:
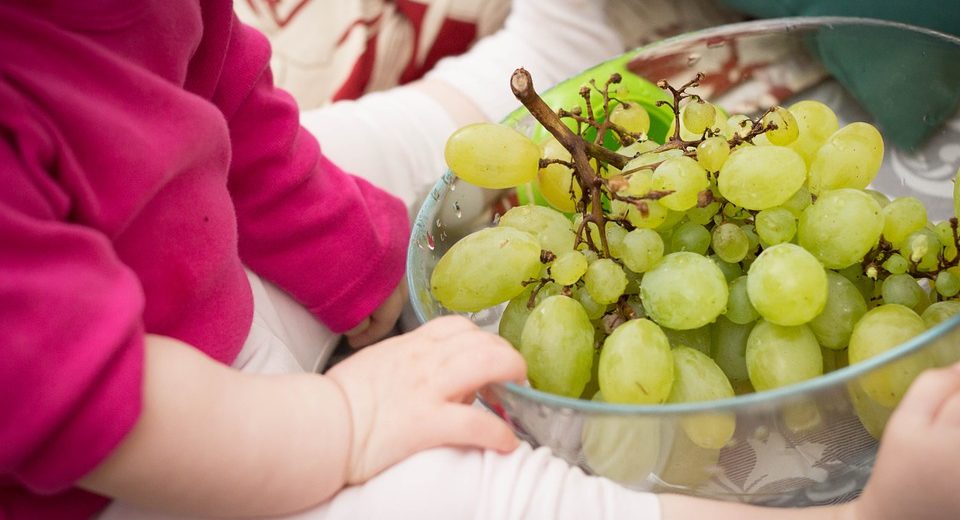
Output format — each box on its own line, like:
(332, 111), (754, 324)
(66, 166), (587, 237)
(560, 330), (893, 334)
(0, 1), (409, 517)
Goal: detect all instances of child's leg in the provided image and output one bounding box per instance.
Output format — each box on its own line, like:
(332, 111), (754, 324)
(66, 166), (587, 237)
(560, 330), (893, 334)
(299, 443), (661, 520)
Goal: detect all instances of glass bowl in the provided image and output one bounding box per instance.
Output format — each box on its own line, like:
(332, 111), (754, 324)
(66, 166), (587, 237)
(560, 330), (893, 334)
(406, 17), (960, 506)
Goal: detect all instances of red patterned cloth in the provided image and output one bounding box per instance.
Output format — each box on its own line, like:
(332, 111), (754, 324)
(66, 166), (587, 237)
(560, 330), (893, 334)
(236, 0), (510, 108)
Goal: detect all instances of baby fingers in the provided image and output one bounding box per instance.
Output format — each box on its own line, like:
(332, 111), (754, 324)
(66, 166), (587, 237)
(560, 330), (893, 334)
(427, 404), (521, 453)
(894, 363), (960, 425)
(437, 331), (526, 400)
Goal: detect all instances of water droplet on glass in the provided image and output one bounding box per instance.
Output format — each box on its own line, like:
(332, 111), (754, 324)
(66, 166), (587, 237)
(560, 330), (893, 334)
(492, 214), (502, 225)
(425, 232), (436, 250)
(436, 218), (443, 229)
(454, 201), (462, 218)
(449, 184), (456, 191)
(686, 53), (701, 65)
(439, 230), (448, 241)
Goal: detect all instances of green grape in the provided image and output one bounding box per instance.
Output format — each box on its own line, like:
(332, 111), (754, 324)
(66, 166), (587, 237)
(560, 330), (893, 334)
(780, 186), (812, 217)
(652, 156), (710, 211)
(724, 114), (752, 140)
(550, 250), (588, 286)
(934, 221), (958, 261)
(618, 138), (660, 160)
(747, 243), (828, 326)
(574, 285), (608, 320)
(499, 292), (533, 347)
(668, 347), (736, 449)
(605, 222), (629, 259)
(807, 122), (884, 194)
(656, 208), (687, 231)
(682, 99), (717, 135)
(787, 100), (839, 165)
(881, 197), (927, 246)
(696, 136), (730, 172)
(662, 325), (712, 356)
(936, 270), (960, 297)
(725, 275), (759, 325)
(746, 320), (823, 391)
(849, 378), (895, 440)
(537, 136), (580, 213)
(431, 226), (542, 312)
(687, 199), (721, 226)
(584, 258), (628, 304)
(711, 316), (753, 388)
(520, 295), (595, 397)
(798, 189), (883, 269)
(712, 222), (750, 263)
(809, 271), (868, 350)
(721, 202), (744, 219)
(839, 264), (876, 302)
(848, 304), (932, 407)
(445, 122), (540, 188)
(882, 254), (909, 275)
(710, 254), (743, 282)
(582, 398), (661, 486)
(622, 169), (655, 197)
(822, 346), (849, 374)
(620, 228), (664, 273)
(760, 106), (799, 145)
(659, 426), (721, 487)
(755, 207), (797, 247)
(864, 189), (891, 208)
(640, 252), (729, 330)
(902, 229), (941, 271)
(922, 300), (960, 328)
(609, 101), (652, 136)
(499, 205), (575, 254)
(670, 221), (711, 256)
(580, 350), (602, 400)
(740, 224), (760, 256)
(610, 199), (668, 229)
(718, 145), (807, 210)
(598, 318), (674, 404)
(671, 104), (726, 141)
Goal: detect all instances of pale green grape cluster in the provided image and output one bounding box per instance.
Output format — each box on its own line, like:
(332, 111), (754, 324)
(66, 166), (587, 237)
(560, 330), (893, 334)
(434, 74), (960, 443)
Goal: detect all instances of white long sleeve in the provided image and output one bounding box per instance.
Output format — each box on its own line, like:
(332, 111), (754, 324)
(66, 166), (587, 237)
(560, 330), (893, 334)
(300, 0), (624, 210)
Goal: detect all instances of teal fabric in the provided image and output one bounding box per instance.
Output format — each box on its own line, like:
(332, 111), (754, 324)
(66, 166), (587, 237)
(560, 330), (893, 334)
(722, 0), (960, 149)
(722, 0), (960, 38)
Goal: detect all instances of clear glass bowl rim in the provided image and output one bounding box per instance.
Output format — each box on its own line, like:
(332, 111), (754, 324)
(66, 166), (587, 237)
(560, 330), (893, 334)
(407, 15), (960, 416)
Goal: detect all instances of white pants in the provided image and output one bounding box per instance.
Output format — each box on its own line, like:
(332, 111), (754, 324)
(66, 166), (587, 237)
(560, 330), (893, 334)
(100, 271), (661, 520)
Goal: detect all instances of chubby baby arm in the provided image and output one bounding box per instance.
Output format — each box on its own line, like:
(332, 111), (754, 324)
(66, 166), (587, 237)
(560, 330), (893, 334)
(79, 335), (353, 517)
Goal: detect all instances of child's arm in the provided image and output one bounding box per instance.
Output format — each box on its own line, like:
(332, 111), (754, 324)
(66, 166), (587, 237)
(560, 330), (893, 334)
(79, 316), (525, 517)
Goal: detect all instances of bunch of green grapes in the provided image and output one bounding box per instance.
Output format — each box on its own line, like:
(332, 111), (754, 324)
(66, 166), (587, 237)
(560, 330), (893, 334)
(434, 69), (960, 446)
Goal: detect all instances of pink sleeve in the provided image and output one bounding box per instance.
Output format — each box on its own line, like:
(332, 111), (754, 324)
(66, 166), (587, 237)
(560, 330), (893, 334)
(0, 139), (144, 493)
(215, 17), (410, 333)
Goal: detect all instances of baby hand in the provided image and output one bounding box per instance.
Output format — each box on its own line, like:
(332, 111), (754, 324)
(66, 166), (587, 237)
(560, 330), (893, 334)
(344, 279), (407, 348)
(855, 361), (960, 520)
(326, 315), (526, 484)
